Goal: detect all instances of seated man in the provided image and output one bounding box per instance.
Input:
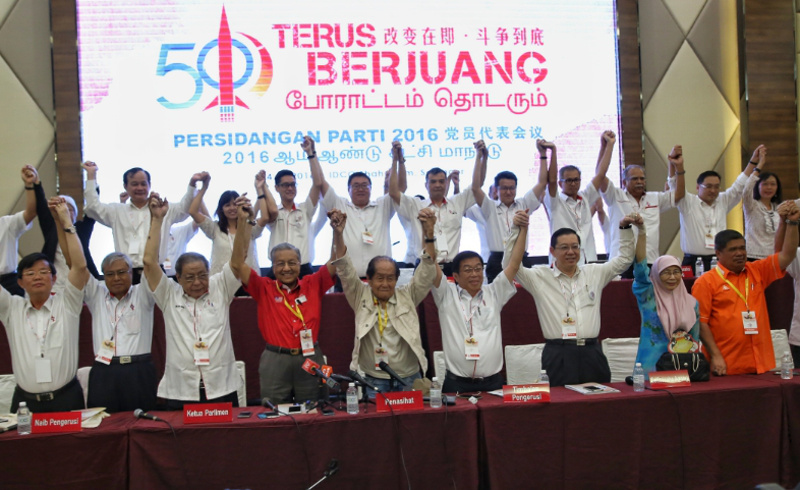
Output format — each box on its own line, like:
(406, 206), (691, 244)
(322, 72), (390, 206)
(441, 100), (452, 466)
(143, 193), (241, 409)
(83, 252), (157, 412)
(231, 201), (338, 403)
(431, 210), (529, 393)
(333, 208), (438, 397)
(0, 198), (90, 412)
(693, 201), (800, 375)
(506, 214), (640, 386)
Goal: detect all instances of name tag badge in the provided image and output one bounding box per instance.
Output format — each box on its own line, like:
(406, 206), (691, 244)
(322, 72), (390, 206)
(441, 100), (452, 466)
(704, 231), (715, 249)
(194, 341), (211, 366)
(561, 317), (577, 339)
(374, 347), (389, 369)
(95, 339), (115, 365)
(35, 358), (53, 384)
(299, 328), (315, 356)
(742, 311), (758, 334)
(362, 231), (374, 245)
(465, 336), (480, 360)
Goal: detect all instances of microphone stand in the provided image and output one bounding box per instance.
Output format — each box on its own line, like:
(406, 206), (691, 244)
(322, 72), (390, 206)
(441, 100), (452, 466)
(306, 458), (339, 490)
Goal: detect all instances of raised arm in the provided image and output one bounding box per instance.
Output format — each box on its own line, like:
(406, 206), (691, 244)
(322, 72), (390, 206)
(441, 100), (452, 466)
(51, 197), (89, 289)
(230, 195), (255, 284)
(305, 135), (329, 198)
(591, 131), (616, 193)
(419, 208), (443, 288)
(668, 147), (686, 203)
(541, 140), (559, 197)
(389, 140), (404, 205)
(744, 144), (766, 178)
(188, 172), (210, 225)
(778, 201), (800, 270)
(143, 193), (168, 292)
(20, 166), (37, 224)
(326, 209), (346, 276)
(503, 210), (529, 283)
(471, 139), (488, 206)
(448, 170), (461, 195)
(634, 216), (647, 263)
(531, 143), (550, 201)
(254, 170), (275, 226)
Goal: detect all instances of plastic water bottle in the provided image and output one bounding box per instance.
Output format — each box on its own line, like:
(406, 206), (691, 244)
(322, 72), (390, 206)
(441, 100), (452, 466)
(695, 257), (704, 277)
(781, 351), (794, 380)
(346, 384), (359, 414)
(539, 369), (549, 385)
(710, 256), (718, 270)
(633, 363), (645, 392)
(17, 402), (31, 435)
(429, 377), (442, 408)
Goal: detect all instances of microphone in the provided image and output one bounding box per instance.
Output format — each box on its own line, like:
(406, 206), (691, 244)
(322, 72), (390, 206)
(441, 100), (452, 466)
(134, 408), (163, 422)
(261, 397), (278, 412)
(378, 361), (410, 387)
(331, 373), (353, 383)
(348, 370), (380, 392)
(301, 359), (340, 390)
(625, 376), (634, 386)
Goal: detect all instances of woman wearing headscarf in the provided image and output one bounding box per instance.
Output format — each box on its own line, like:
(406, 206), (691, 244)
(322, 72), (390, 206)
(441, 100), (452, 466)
(632, 218), (700, 377)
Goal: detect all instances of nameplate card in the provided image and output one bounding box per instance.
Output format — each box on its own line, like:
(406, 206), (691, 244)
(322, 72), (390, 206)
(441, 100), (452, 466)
(31, 412), (82, 433)
(376, 391), (424, 412)
(502, 384), (551, 403)
(648, 370), (691, 389)
(183, 402), (234, 424)
(681, 266), (693, 279)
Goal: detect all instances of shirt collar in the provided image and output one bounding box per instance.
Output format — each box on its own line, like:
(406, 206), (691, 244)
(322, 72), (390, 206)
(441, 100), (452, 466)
(457, 285), (484, 302)
(551, 263), (581, 279)
(278, 202), (297, 211)
(26, 292), (55, 313)
(559, 192), (582, 203)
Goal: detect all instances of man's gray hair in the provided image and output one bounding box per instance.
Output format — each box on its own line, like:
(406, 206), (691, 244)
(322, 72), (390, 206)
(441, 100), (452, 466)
(101, 252), (133, 272)
(270, 242), (302, 263)
(622, 165), (645, 181)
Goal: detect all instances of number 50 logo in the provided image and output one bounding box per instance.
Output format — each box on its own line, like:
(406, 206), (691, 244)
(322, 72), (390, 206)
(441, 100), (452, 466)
(156, 7), (273, 122)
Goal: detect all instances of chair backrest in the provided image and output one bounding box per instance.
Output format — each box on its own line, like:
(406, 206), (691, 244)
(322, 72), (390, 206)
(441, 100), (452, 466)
(0, 374), (15, 413)
(433, 351), (446, 384)
(771, 329), (793, 369)
(601, 337), (640, 382)
(504, 344), (545, 385)
(77, 366), (91, 408)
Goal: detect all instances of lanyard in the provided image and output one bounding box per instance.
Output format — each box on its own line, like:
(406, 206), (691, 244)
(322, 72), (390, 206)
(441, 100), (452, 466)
(567, 196), (583, 227)
(457, 288), (483, 337)
(185, 297), (205, 342)
(105, 291), (132, 341)
(557, 276), (579, 318)
(26, 306), (54, 358)
(276, 281), (306, 329)
(373, 297), (389, 340)
(715, 266), (750, 311)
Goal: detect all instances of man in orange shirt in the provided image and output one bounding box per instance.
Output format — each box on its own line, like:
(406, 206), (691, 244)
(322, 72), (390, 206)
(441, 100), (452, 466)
(692, 201), (799, 375)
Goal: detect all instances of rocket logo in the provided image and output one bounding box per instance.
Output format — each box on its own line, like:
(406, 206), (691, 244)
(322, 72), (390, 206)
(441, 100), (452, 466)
(155, 6), (272, 121)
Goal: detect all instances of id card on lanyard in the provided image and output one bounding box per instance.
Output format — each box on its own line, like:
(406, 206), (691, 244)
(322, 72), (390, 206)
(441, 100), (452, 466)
(27, 309), (54, 383)
(276, 282), (314, 356)
(715, 267), (757, 334)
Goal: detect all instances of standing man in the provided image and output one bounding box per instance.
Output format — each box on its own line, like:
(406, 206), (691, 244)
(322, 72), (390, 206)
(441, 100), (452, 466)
(543, 131), (616, 263)
(264, 136), (323, 278)
(83, 251), (158, 412)
(0, 167), (37, 295)
(1, 198), (90, 412)
(600, 145), (685, 274)
(333, 208), (438, 397)
(472, 142), (549, 282)
(143, 193), (241, 409)
(390, 140), (476, 276)
(507, 214), (640, 386)
(231, 201), (338, 403)
(675, 147), (749, 274)
(692, 201), (800, 376)
(432, 210), (529, 393)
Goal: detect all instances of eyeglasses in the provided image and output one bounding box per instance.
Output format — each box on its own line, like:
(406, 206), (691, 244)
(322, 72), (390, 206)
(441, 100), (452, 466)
(371, 274), (397, 283)
(559, 178), (581, 184)
(498, 186), (517, 192)
(700, 184), (721, 190)
(180, 273), (209, 283)
(350, 183), (371, 190)
(278, 182), (297, 189)
(22, 269), (52, 278)
(554, 245), (581, 252)
(274, 261), (300, 269)
(460, 265), (485, 275)
(659, 269), (683, 278)
(103, 269), (131, 278)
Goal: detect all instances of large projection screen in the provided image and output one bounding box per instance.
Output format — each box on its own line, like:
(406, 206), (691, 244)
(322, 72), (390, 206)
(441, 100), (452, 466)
(76, 0), (622, 266)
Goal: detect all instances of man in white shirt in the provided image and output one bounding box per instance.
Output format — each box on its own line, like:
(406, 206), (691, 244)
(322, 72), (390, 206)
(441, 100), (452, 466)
(0, 167), (37, 295)
(432, 210), (529, 393)
(1, 199), (90, 412)
(543, 131), (617, 263)
(263, 136), (323, 278)
(143, 193), (241, 409)
(389, 140), (476, 276)
(472, 141), (549, 282)
(507, 213), (640, 386)
(83, 161), (197, 284)
(676, 146), (749, 275)
(83, 252), (158, 412)
(600, 145), (685, 276)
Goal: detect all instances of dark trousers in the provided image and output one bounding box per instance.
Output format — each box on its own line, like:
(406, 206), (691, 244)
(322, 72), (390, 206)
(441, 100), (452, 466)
(442, 370), (504, 393)
(542, 341), (611, 387)
(791, 344), (800, 369)
(11, 378), (85, 413)
(415, 259), (453, 277)
(486, 252), (535, 283)
(259, 345), (327, 403)
(87, 357), (157, 413)
(620, 262), (652, 279)
(0, 272), (23, 297)
(682, 254), (715, 276)
(165, 388), (239, 411)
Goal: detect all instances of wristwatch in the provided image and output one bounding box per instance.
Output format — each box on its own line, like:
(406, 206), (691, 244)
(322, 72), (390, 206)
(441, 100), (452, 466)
(64, 226), (77, 234)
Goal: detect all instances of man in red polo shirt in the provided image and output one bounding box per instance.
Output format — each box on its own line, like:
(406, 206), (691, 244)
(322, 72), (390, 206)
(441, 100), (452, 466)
(231, 199), (342, 403)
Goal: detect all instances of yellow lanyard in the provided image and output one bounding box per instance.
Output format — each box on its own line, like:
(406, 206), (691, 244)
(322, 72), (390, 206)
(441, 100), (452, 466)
(276, 281), (305, 327)
(373, 297), (388, 338)
(715, 266), (750, 311)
